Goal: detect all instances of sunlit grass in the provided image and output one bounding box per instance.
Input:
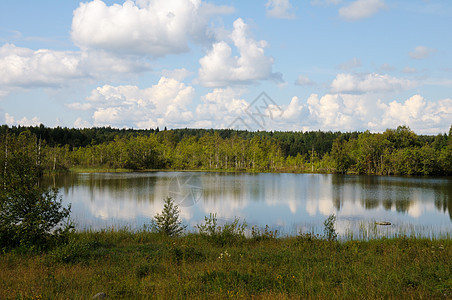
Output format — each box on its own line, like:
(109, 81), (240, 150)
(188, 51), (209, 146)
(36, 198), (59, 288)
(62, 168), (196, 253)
(1, 227), (450, 299)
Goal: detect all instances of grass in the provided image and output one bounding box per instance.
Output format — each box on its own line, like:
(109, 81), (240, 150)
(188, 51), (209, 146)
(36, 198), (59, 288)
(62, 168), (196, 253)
(1, 228), (451, 299)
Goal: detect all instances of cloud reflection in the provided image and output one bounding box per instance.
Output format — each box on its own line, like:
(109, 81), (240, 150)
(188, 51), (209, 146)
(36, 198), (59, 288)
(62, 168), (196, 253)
(42, 172), (452, 233)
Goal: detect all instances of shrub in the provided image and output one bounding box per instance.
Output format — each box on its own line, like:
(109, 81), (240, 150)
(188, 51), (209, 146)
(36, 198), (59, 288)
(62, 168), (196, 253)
(251, 225), (278, 241)
(0, 131), (72, 251)
(196, 213), (219, 236)
(197, 214), (247, 246)
(151, 197), (186, 237)
(323, 214), (338, 241)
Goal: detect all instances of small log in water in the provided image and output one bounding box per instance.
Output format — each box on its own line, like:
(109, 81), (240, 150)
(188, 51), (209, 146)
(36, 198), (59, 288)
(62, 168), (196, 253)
(375, 221), (391, 226)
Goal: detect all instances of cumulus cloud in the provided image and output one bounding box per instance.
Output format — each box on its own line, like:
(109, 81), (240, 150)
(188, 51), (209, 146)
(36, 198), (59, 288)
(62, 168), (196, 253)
(281, 96), (304, 119)
(195, 87), (248, 127)
(4, 113), (41, 127)
(68, 84), (452, 133)
(409, 46), (436, 60)
(79, 50), (150, 78)
(79, 77), (194, 128)
(73, 117), (92, 128)
(0, 43), (151, 91)
(0, 43), (83, 88)
(330, 73), (416, 94)
(198, 18), (276, 87)
(272, 92), (451, 133)
(306, 94), (355, 130)
(339, 0), (386, 21)
(378, 95), (452, 134)
(266, 0), (296, 19)
(71, 0), (234, 57)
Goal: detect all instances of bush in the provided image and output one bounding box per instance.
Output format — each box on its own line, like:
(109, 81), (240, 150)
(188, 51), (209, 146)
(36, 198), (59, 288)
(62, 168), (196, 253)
(151, 197), (186, 237)
(251, 225), (278, 241)
(0, 132), (72, 251)
(197, 214), (247, 246)
(323, 214), (338, 241)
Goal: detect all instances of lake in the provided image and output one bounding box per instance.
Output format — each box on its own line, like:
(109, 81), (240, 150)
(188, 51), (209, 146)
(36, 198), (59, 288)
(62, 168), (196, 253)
(42, 172), (452, 238)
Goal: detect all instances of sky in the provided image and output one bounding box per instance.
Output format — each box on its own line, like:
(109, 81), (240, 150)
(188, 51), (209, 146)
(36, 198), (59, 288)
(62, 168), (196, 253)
(0, 0), (451, 134)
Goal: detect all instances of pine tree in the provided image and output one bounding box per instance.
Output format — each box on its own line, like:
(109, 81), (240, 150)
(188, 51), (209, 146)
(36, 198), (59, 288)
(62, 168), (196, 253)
(151, 197), (186, 237)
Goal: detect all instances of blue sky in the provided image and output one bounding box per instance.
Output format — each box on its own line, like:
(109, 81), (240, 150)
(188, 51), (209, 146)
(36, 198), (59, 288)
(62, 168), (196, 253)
(0, 0), (451, 134)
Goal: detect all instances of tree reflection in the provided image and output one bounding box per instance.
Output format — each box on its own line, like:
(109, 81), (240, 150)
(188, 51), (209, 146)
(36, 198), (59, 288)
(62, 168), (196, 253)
(40, 172), (452, 230)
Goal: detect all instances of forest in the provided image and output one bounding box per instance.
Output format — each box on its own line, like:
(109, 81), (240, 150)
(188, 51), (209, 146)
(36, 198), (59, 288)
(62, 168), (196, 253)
(1, 124), (451, 176)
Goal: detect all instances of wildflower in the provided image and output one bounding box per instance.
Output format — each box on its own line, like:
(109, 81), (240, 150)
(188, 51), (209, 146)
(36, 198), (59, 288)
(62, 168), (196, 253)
(218, 250), (231, 259)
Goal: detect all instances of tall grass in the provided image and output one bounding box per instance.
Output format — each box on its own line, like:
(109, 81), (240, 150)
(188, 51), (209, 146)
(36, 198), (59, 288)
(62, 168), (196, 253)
(1, 225), (450, 299)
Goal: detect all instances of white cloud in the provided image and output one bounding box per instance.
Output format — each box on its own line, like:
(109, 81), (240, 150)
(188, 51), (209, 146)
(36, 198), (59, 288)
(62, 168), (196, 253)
(195, 87), (248, 127)
(339, 0), (386, 21)
(378, 95), (452, 134)
(295, 75), (314, 86)
(81, 77), (194, 128)
(71, 0), (234, 57)
(330, 73), (416, 94)
(266, 0), (296, 19)
(0, 43), (83, 88)
(283, 92), (452, 133)
(79, 50), (151, 78)
(5, 113), (14, 125)
(409, 46), (436, 60)
(0, 43), (151, 91)
(198, 18), (276, 87)
(67, 85), (452, 133)
(306, 94), (355, 130)
(4, 113), (41, 127)
(73, 117), (92, 128)
(281, 96), (304, 119)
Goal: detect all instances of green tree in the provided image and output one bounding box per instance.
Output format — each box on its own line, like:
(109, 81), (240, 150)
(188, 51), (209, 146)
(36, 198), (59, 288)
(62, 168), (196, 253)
(331, 137), (352, 174)
(0, 132), (72, 250)
(151, 197), (186, 237)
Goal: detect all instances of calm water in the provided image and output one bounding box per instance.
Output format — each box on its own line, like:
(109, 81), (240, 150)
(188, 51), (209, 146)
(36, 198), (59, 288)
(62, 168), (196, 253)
(42, 172), (452, 237)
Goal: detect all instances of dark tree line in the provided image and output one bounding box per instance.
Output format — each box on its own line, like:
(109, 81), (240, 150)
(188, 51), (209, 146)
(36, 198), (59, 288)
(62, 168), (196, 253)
(1, 124), (451, 175)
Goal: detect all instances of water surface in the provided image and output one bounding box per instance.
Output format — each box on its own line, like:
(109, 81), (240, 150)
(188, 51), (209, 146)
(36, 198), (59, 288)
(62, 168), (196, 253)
(42, 172), (452, 237)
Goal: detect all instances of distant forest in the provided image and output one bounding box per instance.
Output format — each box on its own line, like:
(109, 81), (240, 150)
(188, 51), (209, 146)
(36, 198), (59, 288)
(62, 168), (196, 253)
(1, 124), (451, 176)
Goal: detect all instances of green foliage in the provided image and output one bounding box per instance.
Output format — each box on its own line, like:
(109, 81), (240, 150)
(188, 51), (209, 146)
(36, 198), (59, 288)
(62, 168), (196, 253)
(251, 225), (278, 241)
(323, 214), (337, 241)
(47, 235), (96, 264)
(151, 197), (186, 237)
(196, 213), (219, 236)
(2, 124), (451, 175)
(331, 137), (353, 174)
(0, 132), (72, 251)
(196, 213), (247, 246)
(1, 229), (450, 299)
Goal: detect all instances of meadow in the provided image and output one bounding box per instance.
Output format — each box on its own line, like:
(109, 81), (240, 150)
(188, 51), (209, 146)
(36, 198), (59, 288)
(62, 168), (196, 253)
(1, 226), (451, 299)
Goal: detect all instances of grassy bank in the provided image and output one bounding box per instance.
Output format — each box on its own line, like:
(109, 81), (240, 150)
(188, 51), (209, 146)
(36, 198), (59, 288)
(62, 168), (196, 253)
(1, 230), (450, 299)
